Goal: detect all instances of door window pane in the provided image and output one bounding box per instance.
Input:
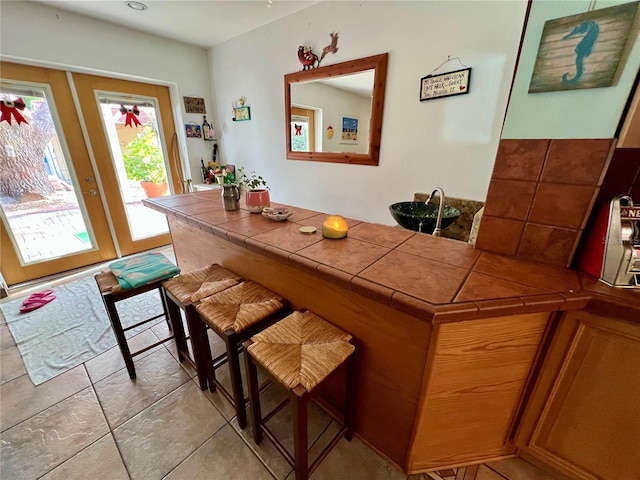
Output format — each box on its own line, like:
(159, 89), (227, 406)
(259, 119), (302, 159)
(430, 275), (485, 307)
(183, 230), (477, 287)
(98, 97), (169, 241)
(291, 116), (310, 152)
(0, 85), (96, 264)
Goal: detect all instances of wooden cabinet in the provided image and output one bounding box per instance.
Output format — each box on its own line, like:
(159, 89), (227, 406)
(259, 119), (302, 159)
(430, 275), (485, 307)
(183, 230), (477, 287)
(516, 310), (640, 480)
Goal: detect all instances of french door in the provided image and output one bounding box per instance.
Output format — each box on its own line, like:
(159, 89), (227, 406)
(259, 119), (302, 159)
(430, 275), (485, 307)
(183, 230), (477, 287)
(0, 63), (181, 286)
(71, 73), (180, 256)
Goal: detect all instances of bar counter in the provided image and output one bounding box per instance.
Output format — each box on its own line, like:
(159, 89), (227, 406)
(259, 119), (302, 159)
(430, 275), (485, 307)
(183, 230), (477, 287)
(143, 191), (639, 475)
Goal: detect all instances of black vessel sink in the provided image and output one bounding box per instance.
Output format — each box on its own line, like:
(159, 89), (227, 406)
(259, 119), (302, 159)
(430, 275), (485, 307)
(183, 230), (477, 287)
(389, 201), (460, 233)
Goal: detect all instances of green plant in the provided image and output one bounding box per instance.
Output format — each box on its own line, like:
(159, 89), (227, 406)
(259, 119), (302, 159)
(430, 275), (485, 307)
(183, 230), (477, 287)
(236, 166), (268, 190)
(122, 127), (167, 184)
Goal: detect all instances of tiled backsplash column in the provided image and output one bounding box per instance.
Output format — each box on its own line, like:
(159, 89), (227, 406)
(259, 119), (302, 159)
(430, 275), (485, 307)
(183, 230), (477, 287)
(475, 138), (615, 267)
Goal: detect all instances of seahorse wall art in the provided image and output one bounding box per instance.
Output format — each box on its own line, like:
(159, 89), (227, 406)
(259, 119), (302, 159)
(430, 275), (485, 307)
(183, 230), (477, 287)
(562, 19), (600, 84)
(528, 1), (639, 93)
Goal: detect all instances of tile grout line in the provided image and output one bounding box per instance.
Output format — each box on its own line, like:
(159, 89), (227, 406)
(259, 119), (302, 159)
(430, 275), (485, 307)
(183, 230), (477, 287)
(484, 464), (512, 480)
(87, 362), (134, 480)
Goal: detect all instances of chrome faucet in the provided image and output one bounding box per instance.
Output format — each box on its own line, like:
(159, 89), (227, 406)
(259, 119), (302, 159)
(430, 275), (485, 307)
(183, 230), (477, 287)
(425, 187), (445, 237)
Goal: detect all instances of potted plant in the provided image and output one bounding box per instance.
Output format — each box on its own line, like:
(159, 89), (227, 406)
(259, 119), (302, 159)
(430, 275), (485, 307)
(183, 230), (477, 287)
(237, 166), (269, 213)
(122, 126), (169, 198)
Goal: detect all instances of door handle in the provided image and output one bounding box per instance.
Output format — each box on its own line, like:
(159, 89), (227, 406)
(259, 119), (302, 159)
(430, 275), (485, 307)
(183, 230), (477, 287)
(84, 189), (98, 196)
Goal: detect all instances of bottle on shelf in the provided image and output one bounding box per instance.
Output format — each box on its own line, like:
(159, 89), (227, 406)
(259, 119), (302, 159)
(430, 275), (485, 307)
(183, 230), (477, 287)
(202, 115), (213, 140)
(200, 158), (208, 184)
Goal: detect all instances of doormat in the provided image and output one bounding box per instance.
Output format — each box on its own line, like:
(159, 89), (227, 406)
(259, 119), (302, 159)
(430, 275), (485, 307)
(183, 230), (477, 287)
(0, 275), (165, 385)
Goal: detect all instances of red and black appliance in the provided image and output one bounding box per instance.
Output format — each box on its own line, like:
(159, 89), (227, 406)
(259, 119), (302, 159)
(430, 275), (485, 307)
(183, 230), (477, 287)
(578, 195), (640, 288)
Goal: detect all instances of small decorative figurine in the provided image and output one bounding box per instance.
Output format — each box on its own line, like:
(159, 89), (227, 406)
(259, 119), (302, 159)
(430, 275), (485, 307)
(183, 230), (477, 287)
(297, 46), (319, 70)
(320, 32), (339, 64)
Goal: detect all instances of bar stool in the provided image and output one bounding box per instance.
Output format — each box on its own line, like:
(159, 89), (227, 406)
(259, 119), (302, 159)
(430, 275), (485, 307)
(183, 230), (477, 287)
(195, 281), (288, 428)
(162, 264), (242, 390)
(244, 309), (356, 480)
(95, 270), (176, 380)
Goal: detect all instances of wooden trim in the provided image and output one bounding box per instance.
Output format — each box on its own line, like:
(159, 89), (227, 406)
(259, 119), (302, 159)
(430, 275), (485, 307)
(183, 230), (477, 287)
(617, 78), (640, 148)
(507, 311), (562, 446)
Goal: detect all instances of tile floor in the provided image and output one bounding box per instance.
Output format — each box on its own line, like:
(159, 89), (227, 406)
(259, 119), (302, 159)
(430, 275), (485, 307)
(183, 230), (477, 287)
(0, 248), (560, 480)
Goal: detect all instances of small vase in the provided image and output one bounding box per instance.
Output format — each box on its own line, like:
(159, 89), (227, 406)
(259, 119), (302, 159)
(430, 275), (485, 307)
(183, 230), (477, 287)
(245, 189), (270, 213)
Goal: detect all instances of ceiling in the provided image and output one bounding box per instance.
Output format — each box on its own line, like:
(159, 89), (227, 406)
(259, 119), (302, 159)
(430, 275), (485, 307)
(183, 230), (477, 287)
(32, 0), (317, 49)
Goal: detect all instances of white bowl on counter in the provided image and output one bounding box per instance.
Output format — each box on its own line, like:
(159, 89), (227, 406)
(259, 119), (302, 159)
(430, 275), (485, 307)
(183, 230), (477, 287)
(262, 207), (295, 221)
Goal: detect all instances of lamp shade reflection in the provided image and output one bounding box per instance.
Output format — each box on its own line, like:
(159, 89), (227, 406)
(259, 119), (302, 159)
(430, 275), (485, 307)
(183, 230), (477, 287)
(322, 215), (348, 239)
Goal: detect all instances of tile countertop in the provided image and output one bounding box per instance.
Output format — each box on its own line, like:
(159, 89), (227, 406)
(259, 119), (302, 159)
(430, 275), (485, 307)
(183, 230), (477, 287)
(143, 191), (640, 324)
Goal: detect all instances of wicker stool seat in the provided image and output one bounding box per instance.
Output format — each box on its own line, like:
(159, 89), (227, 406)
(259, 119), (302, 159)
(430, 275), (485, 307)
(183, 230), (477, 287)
(244, 310), (355, 480)
(163, 264), (242, 303)
(95, 269), (176, 380)
(162, 264), (242, 390)
(196, 281), (288, 428)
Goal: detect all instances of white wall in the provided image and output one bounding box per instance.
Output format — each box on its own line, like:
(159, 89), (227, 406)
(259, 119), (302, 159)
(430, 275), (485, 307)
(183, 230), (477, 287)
(503, 0), (640, 139)
(292, 82), (371, 154)
(0, 1), (213, 185)
(209, 1), (528, 225)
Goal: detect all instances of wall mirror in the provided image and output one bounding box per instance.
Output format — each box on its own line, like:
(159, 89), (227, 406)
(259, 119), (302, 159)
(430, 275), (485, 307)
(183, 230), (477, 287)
(285, 53), (388, 166)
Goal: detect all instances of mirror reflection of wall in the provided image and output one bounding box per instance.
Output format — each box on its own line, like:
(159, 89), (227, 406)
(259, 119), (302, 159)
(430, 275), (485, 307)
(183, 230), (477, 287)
(290, 70), (373, 154)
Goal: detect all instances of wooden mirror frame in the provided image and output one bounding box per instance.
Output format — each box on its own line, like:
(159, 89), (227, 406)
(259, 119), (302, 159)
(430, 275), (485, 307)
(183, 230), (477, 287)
(285, 53), (388, 166)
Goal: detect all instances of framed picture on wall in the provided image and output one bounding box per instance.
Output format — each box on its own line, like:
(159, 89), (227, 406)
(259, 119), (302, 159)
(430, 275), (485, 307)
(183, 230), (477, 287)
(233, 106), (251, 121)
(185, 123), (202, 138)
(183, 96), (206, 113)
(529, 2), (639, 93)
(339, 114), (359, 144)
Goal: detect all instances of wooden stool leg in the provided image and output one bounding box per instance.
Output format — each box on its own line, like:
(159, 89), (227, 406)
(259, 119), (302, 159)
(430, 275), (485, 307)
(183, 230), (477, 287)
(244, 345), (262, 443)
(201, 325), (218, 393)
(159, 286), (173, 333)
(185, 304), (209, 390)
(293, 393), (309, 480)
(103, 294), (136, 379)
(344, 354), (355, 441)
(163, 292), (186, 363)
(225, 332), (247, 429)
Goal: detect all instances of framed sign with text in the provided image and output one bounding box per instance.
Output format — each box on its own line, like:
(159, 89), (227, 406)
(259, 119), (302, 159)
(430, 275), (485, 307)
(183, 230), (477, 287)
(233, 106), (251, 121)
(420, 68), (471, 101)
(183, 96), (206, 114)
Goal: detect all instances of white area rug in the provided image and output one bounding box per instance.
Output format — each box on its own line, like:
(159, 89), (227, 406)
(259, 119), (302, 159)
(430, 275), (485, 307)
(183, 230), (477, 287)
(1, 275), (165, 385)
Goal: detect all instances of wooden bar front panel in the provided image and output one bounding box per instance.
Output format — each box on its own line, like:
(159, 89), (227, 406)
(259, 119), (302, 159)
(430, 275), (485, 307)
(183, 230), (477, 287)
(169, 217), (432, 468)
(408, 313), (549, 471)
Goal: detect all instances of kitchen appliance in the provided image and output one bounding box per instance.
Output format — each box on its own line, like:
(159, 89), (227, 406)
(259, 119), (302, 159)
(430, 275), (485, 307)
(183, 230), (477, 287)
(221, 183), (240, 211)
(579, 195), (640, 288)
